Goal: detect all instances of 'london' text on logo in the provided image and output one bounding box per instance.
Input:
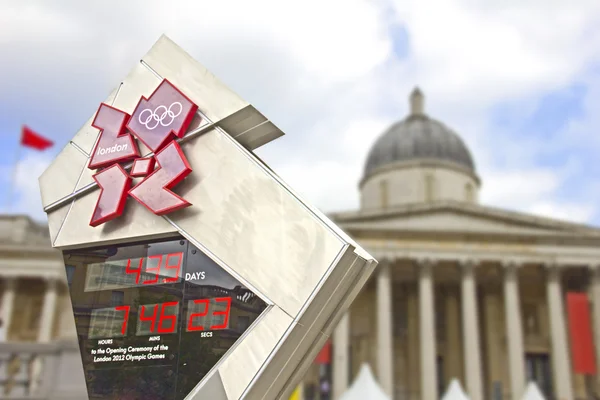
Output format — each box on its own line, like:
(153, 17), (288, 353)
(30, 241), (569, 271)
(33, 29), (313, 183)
(97, 143), (129, 156)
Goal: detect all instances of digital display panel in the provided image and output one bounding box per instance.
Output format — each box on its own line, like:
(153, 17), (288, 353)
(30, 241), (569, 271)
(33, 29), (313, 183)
(83, 251), (184, 292)
(64, 238), (268, 400)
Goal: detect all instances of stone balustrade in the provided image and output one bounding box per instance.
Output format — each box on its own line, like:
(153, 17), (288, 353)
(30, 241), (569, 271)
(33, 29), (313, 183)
(0, 340), (87, 400)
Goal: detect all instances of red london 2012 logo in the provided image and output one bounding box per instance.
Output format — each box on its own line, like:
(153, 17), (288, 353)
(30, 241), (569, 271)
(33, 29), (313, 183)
(88, 79), (199, 227)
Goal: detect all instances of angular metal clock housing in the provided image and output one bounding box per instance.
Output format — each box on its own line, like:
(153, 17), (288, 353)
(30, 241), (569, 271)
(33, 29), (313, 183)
(39, 35), (377, 400)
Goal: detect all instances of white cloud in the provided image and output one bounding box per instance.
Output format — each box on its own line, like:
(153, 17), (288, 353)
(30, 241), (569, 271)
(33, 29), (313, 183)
(1, 152), (54, 221)
(2, 0), (600, 226)
(387, 0), (600, 109)
(527, 202), (596, 224)
(480, 169), (562, 207)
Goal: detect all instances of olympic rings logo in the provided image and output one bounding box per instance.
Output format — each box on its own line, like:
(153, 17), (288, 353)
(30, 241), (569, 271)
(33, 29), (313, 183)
(138, 102), (183, 131)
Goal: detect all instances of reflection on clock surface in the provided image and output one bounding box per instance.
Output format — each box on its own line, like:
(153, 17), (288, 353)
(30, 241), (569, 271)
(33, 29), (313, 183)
(64, 238), (268, 400)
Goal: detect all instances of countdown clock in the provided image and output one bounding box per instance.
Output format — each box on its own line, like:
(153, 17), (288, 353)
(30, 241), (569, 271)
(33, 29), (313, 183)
(39, 35), (377, 400)
(65, 237), (269, 399)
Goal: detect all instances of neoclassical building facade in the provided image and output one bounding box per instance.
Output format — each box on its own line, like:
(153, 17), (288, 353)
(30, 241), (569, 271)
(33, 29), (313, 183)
(0, 215), (87, 399)
(302, 89), (600, 400)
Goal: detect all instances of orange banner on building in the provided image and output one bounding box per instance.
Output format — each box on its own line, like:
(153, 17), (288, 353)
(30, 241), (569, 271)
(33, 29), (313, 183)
(567, 292), (596, 375)
(314, 340), (331, 364)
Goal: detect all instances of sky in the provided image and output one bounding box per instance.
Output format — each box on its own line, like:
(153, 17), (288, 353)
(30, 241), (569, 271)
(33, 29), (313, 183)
(2, 0), (600, 226)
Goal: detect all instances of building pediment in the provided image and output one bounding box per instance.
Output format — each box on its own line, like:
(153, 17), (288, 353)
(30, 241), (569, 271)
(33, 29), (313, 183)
(330, 201), (600, 240)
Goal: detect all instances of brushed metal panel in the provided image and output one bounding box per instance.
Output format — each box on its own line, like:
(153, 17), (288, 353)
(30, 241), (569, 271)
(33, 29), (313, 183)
(271, 259), (376, 400)
(142, 35), (247, 123)
(70, 86), (119, 155)
(189, 370), (229, 400)
(208, 306), (293, 400)
(322, 259), (377, 334)
(235, 121), (282, 151)
(53, 187), (177, 250)
(74, 166), (95, 192)
(293, 248), (361, 331)
(218, 105), (267, 135)
(39, 143), (88, 208)
(256, 171), (374, 262)
(114, 62), (161, 112)
(274, 332), (330, 400)
(246, 252), (364, 399)
(47, 201), (72, 245)
(241, 320), (309, 400)
(141, 35), (283, 149)
(170, 128), (346, 317)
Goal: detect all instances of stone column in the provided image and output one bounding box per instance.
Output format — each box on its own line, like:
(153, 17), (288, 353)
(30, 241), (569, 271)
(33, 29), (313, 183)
(503, 261), (526, 400)
(590, 266), (600, 393)
(419, 259), (438, 400)
(461, 260), (484, 400)
(38, 278), (58, 343)
(333, 311), (350, 400)
(58, 294), (77, 340)
(0, 278), (16, 341)
(377, 261), (394, 397)
(546, 264), (574, 400)
(407, 286), (420, 400)
(484, 290), (505, 398)
(445, 287), (462, 386)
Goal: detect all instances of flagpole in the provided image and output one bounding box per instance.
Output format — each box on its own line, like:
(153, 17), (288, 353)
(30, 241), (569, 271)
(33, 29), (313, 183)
(6, 131), (23, 214)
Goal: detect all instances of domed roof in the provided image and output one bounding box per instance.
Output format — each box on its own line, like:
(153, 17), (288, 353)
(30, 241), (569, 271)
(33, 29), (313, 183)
(363, 88), (475, 179)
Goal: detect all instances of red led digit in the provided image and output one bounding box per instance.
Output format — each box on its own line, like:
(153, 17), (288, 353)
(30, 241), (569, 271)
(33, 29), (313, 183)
(115, 305), (130, 336)
(126, 258), (143, 284)
(210, 297), (232, 330)
(187, 299), (210, 331)
(143, 254), (162, 285)
(164, 252), (183, 283)
(139, 304), (158, 332)
(157, 302), (178, 333)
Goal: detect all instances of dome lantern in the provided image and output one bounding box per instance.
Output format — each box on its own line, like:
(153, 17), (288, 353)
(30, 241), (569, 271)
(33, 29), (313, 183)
(410, 87), (425, 116)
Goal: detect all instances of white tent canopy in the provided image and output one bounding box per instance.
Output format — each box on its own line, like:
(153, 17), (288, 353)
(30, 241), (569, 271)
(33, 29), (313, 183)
(441, 379), (471, 400)
(339, 363), (390, 400)
(521, 382), (546, 400)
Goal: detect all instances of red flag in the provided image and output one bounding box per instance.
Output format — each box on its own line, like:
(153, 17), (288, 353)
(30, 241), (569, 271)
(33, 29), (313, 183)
(314, 340), (331, 364)
(21, 126), (53, 151)
(567, 292), (597, 374)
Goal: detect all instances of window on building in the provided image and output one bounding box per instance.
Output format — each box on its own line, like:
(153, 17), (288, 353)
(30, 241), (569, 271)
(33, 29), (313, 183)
(393, 294), (408, 337)
(465, 183), (474, 202)
(526, 353), (553, 399)
(435, 295), (446, 342)
(27, 297), (43, 331)
(111, 291), (124, 307)
(305, 384), (317, 400)
(65, 265), (76, 287)
(425, 174), (435, 202)
(348, 343), (353, 387)
(437, 355), (445, 397)
(380, 180), (389, 209)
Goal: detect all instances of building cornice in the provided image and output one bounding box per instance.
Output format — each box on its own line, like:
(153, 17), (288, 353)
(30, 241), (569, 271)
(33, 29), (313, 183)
(359, 158), (481, 189)
(328, 200), (600, 235)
